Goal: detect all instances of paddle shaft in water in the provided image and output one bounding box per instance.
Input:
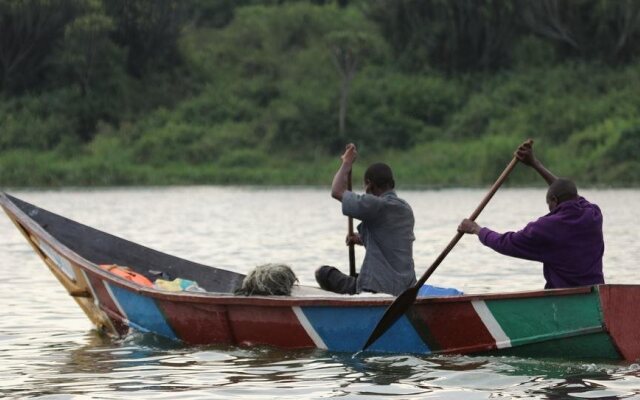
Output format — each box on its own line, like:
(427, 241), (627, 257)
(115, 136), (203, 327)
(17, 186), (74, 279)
(362, 153), (523, 351)
(348, 170), (356, 277)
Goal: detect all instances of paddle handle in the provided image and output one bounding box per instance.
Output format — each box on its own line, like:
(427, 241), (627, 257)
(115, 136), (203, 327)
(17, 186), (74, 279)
(348, 170), (356, 277)
(416, 156), (519, 288)
(468, 156), (520, 222)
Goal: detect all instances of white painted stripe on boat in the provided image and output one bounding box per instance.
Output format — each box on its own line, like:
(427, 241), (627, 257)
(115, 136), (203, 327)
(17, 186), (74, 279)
(104, 282), (129, 325)
(81, 269), (99, 307)
(472, 300), (512, 349)
(292, 306), (327, 350)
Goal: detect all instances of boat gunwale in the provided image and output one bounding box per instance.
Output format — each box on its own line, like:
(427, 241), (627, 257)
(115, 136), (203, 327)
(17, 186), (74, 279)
(0, 192), (604, 307)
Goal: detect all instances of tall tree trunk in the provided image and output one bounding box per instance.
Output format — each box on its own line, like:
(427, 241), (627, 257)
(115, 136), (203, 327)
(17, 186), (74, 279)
(338, 76), (351, 137)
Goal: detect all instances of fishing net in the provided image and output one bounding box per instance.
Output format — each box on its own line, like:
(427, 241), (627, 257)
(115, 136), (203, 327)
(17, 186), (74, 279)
(235, 264), (298, 296)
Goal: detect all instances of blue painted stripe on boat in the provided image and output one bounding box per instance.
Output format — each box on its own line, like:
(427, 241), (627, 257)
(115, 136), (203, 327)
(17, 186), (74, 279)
(300, 306), (430, 353)
(108, 284), (177, 340)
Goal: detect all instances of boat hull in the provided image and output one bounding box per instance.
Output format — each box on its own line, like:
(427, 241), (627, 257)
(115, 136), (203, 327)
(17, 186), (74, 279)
(2, 193), (638, 360)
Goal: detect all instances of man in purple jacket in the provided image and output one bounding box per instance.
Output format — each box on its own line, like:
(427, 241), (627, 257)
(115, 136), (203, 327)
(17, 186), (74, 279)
(457, 141), (605, 289)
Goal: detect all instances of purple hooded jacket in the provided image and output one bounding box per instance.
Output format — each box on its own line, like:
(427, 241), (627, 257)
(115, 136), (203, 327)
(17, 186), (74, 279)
(478, 196), (604, 289)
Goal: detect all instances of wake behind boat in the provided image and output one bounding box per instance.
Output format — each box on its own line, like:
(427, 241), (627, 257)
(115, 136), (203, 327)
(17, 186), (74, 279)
(2, 192), (639, 360)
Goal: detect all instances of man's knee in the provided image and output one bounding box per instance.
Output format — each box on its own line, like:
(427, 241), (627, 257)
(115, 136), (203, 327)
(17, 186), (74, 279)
(315, 265), (356, 294)
(315, 265), (337, 289)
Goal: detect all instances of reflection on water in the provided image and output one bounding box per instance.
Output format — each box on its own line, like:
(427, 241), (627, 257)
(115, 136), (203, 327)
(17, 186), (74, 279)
(3, 331), (640, 399)
(1, 187), (640, 398)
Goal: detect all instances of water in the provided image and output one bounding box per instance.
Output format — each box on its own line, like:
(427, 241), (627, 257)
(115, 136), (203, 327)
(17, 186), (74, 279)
(1, 187), (639, 399)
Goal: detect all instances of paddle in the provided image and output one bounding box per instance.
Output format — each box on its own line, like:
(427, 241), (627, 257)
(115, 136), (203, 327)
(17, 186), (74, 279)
(361, 146), (525, 351)
(347, 170), (356, 277)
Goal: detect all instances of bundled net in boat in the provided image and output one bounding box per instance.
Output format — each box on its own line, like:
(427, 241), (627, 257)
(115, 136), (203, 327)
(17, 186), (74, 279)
(235, 264), (298, 296)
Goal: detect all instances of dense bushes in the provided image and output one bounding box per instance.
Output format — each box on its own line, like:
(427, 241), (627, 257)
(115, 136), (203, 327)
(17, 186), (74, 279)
(1, 0), (639, 187)
(366, 0), (640, 73)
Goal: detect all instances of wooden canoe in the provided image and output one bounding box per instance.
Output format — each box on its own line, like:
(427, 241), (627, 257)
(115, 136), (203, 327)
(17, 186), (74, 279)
(2, 192), (639, 360)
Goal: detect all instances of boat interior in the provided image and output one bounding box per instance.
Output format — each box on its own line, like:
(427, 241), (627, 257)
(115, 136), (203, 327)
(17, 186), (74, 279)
(3, 193), (246, 293)
(2, 193), (395, 298)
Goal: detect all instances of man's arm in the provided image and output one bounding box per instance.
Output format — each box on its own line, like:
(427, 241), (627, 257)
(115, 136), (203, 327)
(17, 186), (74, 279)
(331, 143), (357, 201)
(458, 218), (545, 262)
(515, 140), (557, 186)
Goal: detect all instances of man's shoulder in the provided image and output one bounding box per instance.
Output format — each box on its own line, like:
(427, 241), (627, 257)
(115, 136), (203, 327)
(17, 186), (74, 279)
(556, 196), (602, 216)
(344, 191), (381, 204)
(382, 190), (409, 204)
(342, 191), (384, 220)
(380, 191), (414, 221)
(387, 192), (413, 210)
(577, 196), (601, 209)
(344, 191), (413, 216)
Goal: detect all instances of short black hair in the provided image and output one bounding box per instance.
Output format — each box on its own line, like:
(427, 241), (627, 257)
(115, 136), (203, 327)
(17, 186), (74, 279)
(364, 162), (395, 190)
(547, 178), (578, 203)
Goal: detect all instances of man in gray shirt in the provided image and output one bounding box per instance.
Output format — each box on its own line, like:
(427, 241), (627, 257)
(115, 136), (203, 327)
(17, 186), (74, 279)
(315, 143), (417, 296)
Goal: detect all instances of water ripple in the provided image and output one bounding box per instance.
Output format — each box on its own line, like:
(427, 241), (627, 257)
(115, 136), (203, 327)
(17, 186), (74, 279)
(1, 188), (639, 399)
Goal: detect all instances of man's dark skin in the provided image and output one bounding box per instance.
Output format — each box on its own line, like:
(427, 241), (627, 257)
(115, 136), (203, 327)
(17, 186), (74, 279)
(458, 140), (575, 235)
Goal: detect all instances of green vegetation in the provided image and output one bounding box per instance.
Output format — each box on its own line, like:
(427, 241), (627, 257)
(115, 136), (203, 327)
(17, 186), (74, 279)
(1, 0), (640, 187)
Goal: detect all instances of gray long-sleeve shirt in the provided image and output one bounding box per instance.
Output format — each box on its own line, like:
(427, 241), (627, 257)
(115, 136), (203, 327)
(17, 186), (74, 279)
(342, 190), (417, 295)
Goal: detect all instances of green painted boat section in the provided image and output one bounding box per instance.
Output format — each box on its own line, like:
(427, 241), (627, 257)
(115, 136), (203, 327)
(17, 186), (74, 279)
(483, 332), (620, 360)
(485, 290), (605, 348)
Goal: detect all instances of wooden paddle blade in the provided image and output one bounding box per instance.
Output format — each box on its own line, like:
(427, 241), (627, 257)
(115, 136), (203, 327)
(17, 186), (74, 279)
(362, 286), (419, 351)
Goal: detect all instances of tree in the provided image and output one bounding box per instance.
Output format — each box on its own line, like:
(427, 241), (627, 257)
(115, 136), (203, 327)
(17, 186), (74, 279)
(52, 1), (127, 141)
(0, 0), (84, 92)
(56, 1), (118, 97)
(104, 0), (186, 77)
(518, 0), (640, 63)
(327, 31), (371, 137)
(365, 0), (518, 73)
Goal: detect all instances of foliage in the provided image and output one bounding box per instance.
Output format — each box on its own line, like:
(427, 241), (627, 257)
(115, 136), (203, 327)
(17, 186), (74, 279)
(1, 0), (640, 187)
(55, 2), (118, 97)
(519, 0), (640, 63)
(0, 0), (86, 92)
(103, 0), (186, 77)
(365, 0), (519, 72)
(366, 0), (640, 73)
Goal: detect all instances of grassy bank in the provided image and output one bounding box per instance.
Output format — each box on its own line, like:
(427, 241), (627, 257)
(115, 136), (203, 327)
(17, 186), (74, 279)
(2, 127), (638, 188)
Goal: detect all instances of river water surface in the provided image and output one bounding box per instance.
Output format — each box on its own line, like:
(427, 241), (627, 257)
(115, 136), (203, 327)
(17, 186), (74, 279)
(1, 187), (639, 399)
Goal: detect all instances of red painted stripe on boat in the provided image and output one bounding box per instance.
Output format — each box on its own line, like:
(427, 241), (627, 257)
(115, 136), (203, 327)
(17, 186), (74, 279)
(226, 305), (316, 349)
(156, 300), (236, 345)
(599, 285), (640, 361)
(409, 301), (498, 354)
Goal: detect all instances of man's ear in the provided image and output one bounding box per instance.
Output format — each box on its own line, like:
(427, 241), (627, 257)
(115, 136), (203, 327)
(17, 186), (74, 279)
(365, 180), (375, 194)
